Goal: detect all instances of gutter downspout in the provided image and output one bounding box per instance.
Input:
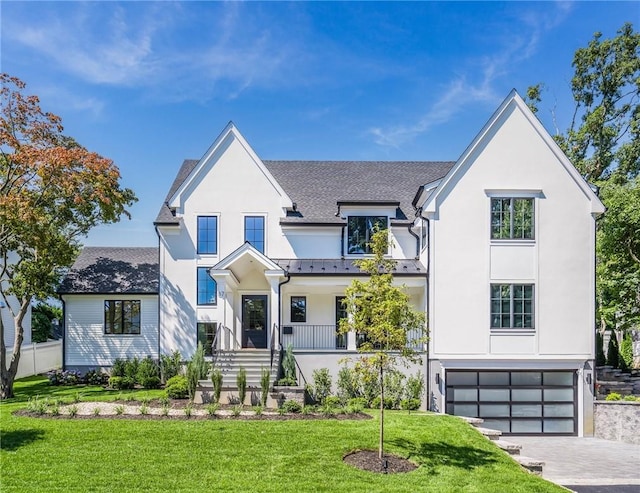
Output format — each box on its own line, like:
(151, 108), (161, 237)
(417, 207), (431, 410)
(59, 295), (66, 370)
(407, 222), (420, 260)
(340, 224), (346, 258)
(277, 272), (291, 351)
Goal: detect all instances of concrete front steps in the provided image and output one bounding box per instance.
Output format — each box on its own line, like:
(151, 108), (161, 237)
(458, 416), (544, 476)
(214, 349), (279, 387)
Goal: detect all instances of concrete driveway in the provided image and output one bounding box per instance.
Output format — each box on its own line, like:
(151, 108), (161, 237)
(514, 436), (640, 492)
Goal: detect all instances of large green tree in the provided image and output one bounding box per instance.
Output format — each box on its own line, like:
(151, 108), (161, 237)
(528, 23), (640, 335)
(338, 228), (426, 461)
(0, 74), (137, 398)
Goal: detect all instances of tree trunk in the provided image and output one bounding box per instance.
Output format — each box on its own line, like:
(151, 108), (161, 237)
(379, 362), (384, 461)
(0, 297), (30, 400)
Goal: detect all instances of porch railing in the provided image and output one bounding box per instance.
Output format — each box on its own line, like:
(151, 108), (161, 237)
(281, 324), (346, 350)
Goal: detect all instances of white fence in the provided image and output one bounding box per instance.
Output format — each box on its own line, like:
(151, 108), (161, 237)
(4, 340), (62, 378)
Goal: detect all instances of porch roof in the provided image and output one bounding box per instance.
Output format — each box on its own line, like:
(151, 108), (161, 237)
(272, 258), (427, 276)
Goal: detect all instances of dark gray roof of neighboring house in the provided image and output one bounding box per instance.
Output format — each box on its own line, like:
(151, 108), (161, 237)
(58, 247), (159, 294)
(155, 159), (455, 226)
(272, 258), (427, 276)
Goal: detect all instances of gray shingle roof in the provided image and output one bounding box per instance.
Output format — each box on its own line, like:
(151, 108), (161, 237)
(155, 159), (454, 225)
(273, 258), (427, 276)
(58, 247), (159, 294)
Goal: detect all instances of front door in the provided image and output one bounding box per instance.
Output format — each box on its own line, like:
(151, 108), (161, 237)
(242, 295), (268, 349)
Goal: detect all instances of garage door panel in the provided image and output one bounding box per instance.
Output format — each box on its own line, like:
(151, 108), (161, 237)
(446, 370), (577, 435)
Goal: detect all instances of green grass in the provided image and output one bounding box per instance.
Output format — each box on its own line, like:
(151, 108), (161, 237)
(0, 377), (564, 492)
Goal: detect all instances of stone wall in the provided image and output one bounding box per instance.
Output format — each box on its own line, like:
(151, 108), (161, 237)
(594, 401), (640, 445)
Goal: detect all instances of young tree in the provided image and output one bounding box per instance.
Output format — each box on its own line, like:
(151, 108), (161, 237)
(527, 23), (640, 336)
(339, 228), (426, 461)
(0, 74), (137, 398)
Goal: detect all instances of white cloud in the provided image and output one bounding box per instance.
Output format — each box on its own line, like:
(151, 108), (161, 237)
(369, 2), (574, 148)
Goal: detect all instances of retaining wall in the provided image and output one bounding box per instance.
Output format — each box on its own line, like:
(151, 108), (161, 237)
(594, 401), (640, 445)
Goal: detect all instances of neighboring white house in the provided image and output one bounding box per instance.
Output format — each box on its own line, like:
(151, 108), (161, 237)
(59, 91), (604, 436)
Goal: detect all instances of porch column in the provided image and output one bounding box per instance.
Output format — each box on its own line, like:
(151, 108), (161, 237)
(209, 269), (239, 351)
(347, 331), (357, 351)
(265, 271), (283, 350)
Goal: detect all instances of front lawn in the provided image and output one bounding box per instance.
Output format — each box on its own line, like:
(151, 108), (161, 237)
(0, 377), (564, 492)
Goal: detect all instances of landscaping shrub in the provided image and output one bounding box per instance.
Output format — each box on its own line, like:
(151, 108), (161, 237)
(400, 399), (421, 411)
(211, 368), (223, 403)
(83, 369), (109, 386)
(383, 370), (405, 409)
(323, 396), (341, 408)
(186, 342), (210, 401)
(108, 376), (135, 390)
(280, 399), (302, 413)
(405, 372), (424, 401)
(596, 331), (607, 366)
(160, 350), (183, 383)
(605, 392), (622, 401)
(124, 357), (140, 383)
(260, 367), (270, 407)
(137, 357), (161, 389)
(111, 358), (127, 377)
(237, 367), (247, 405)
(337, 365), (360, 401)
(347, 397), (368, 409)
(353, 359), (380, 405)
(46, 369), (82, 386)
(371, 396), (395, 410)
(620, 332), (633, 369)
(606, 332), (619, 368)
(310, 368), (332, 404)
(281, 343), (297, 385)
(165, 375), (189, 399)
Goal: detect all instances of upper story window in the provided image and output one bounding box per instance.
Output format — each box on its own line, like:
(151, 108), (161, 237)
(104, 300), (141, 335)
(197, 216), (218, 254)
(244, 216), (265, 254)
(347, 216), (388, 254)
(290, 296), (306, 323)
(197, 267), (217, 305)
(491, 198), (534, 240)
(491, 284), (534, 329)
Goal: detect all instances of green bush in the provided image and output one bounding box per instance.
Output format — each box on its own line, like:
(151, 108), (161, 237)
(137, 357), (160, 388)
(186, 343), (210, 401)
(400, 399), (421, 411)
(606, 332), (619, 368)
(276, 377), (296, 386)
(347, 397), (368, 409)
(605, 392), (622, 401)
(108, 376), (135, 390)
(280, 400), (302, 413)
(211, 369), (223, 404)
(383, 370), (405, 409)
(237, 367), (247, 405)
(623, 395), (640, 402)
(405, 372), (424, 401)
(370, 396), (395, 409)
(84, 369), (109, 386)
(310, 368), (332, 404)
(260, 367), (270, 407)
(323, 396), (341, 408)
(337, 365), (360, 401)
(596, 331), (607, 366)
(139, 376), (161, 389)
(124, 357), (140, 383)
(620, 332), (633, 369)
(111, 358), (126, 377)
(160, 350), (183, 383)
(165, 375), (189, 399)
(281, 343), (297, 385)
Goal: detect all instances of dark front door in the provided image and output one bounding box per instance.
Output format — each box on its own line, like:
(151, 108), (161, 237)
(242, 295), (268, 349)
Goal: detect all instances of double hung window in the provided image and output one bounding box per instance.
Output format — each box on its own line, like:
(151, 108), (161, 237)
(245, 216), (265, 254)
(491, 198), (534, 240)
(104, 300), (141, 334)
(197, 216), (218, 254)
(491, 284), (534, 329)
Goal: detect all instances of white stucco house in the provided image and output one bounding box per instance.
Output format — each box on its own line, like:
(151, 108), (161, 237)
(59, 91), (605, 436)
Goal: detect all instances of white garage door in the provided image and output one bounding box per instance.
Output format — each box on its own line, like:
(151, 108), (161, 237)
(445, 370), (577, 435)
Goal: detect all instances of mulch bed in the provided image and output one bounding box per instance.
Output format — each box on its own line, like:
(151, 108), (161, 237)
(343, 450), (417, 474)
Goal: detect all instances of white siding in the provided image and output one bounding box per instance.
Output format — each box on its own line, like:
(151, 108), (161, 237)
(426, 101), (597, 360)
(63, 294), (158, 367)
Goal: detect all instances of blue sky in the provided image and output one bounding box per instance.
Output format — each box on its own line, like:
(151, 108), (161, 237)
(2, 1), (637, 247)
